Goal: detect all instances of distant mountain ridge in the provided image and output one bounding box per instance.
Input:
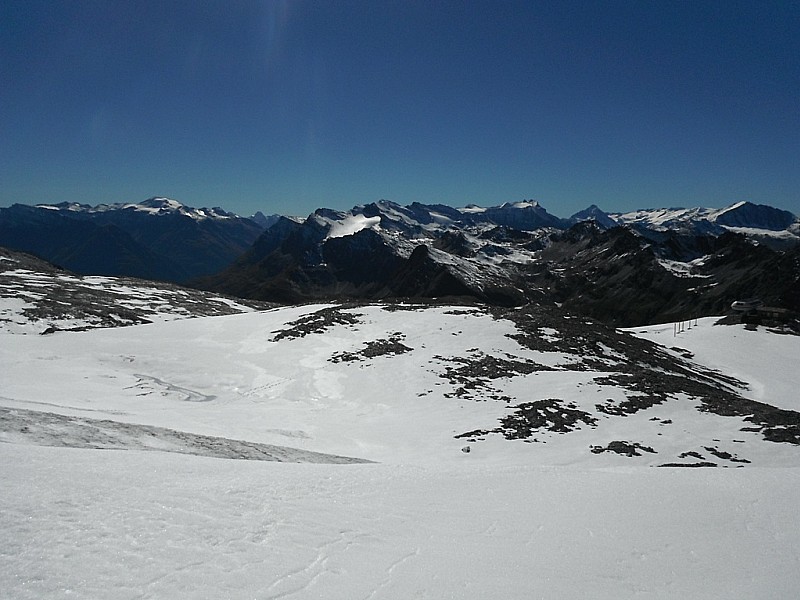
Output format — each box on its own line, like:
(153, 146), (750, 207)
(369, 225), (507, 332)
(604, 200), (799, 237)
(0, 197), (269, 282)
(38, 196), (248, 221)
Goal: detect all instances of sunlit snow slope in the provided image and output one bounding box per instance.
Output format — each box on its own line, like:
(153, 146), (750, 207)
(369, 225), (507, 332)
(2, 261), (800, 599)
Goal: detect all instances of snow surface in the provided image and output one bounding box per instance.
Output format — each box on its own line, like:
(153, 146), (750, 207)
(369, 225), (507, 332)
(2, 306), (800, 598)
(4, 443), (799, 600)
(656, 257), (710, 278)
(612, 206), (715, 228)
(721, 226), (799, 240)
(326, 214), (382, 239)
(504, 200), (541, 209)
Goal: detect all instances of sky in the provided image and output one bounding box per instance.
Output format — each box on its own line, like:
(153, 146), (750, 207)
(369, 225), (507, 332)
(1, 0), (798, 218)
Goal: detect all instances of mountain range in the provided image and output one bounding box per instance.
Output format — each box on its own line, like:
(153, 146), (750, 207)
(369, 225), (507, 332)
(0, 197), (268, 282)
(1, 197), (798, 326)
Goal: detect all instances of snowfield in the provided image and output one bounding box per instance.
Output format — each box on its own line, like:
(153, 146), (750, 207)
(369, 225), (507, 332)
(2, 293), (800, 598)
(4, 444), (799, 600)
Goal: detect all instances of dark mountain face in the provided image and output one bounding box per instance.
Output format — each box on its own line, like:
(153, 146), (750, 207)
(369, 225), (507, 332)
(89, 210), (263, 279)
(482, 202), (566, 230)
(568, 205), (619, 229)
(0, 199), (266, 283)
(249, 211), (281, 230)
(527, 227), (800, 326)
(713, 202), (797, 231)
(0, 205), (187, 280)
(201, 221), (484, 305)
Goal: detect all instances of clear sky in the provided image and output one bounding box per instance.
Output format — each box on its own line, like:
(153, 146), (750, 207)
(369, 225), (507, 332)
(1, 0), (798, 218)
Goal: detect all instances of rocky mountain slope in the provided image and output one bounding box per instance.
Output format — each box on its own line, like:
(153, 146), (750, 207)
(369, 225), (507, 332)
(0, 247), (271, 334)
(204, 200), (800, 326)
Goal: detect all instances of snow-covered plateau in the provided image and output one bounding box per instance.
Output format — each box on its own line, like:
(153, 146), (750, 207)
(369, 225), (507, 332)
(2, 265), (799, 598)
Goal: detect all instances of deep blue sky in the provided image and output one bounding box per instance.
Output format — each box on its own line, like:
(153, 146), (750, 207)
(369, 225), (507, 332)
(1, 0), (798, 218)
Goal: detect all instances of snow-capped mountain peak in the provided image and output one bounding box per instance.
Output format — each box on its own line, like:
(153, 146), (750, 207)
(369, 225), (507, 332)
(502, 200), (540, 209)
(326, 214), (383, 239)
(126, 197), (239, 221)
(568, 204), (618, 229)
(710, 201), (797, 231)
(137, 196), (184, 211)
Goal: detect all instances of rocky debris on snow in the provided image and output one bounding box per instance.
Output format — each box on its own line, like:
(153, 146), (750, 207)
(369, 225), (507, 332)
(499, 400), (599, 439)
(330, 333), (412, 363)
(379, 302), (432, 312)
(457, 399), (598, 441)
(435, 350), (553, 401)
(698, 395), (800, 444)
(659, 445), (751, 467)
(4, 275), (800, 468)
(702, 446), (751, 463)
(679, 451), (706, 460)
(444, 304), (800, 455)
(658, 462), (719, 468)
(270, 305), (363, 341)
(590, 441), (657, 457)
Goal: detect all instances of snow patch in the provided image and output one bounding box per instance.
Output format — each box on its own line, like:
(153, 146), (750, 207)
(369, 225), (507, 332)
(326, 215), (382, 239)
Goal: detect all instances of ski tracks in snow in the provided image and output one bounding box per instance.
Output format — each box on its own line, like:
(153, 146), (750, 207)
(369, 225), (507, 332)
(361, 547), (421, 600)
(260, 529), (422, 600)
(261, 529), (365, 599)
